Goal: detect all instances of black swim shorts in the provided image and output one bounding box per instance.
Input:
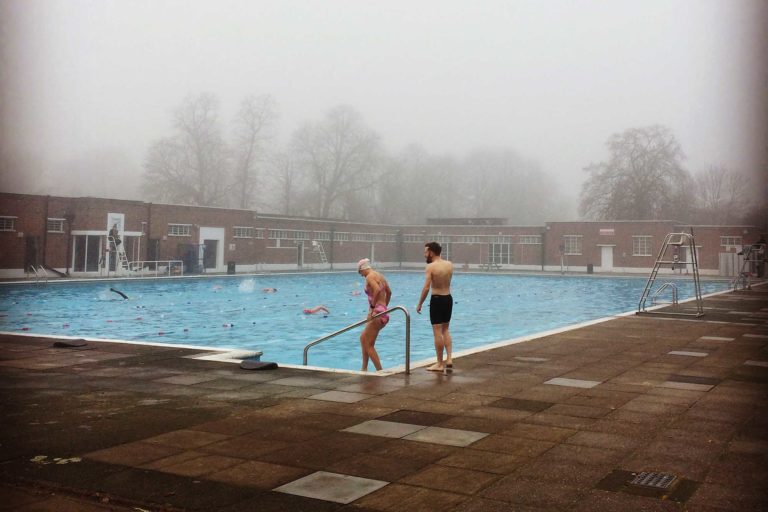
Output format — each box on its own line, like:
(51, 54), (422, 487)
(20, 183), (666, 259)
(429, 294), (453, 325)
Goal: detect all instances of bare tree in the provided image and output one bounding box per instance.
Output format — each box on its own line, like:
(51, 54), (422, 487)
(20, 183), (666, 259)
(142, 93), (230, 206)
(231, 94), (277, 209)
(694, 165), (753, 224)
(579, 125), (690, 220)
(291, 105), (381, 219)
(461, 148), (564, 224)
(267, 151), (301, 216)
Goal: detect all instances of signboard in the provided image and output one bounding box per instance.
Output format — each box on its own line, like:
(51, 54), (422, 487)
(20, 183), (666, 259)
(599, 228), (615, 236)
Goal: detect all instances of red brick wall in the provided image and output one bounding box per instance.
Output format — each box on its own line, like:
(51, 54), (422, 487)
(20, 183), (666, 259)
(0, 192), (760, 274)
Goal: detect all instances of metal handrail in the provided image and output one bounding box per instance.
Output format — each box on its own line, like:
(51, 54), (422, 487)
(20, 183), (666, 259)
(38, 265), (48, 284)
(651, 282), (678, 306)
(303, 305), (411, 374)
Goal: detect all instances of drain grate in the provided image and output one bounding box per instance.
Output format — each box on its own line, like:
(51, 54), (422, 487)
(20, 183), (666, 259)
(629, 471), (677, 490)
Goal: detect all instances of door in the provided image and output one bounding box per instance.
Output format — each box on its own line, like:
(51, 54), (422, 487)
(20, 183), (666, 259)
(203, 240), (218, 269)
(198, 227), (225, 272)
(600, 246), (614, 271)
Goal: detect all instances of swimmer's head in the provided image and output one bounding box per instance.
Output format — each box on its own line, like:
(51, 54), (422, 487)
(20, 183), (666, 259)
(357, 258), (372, 273)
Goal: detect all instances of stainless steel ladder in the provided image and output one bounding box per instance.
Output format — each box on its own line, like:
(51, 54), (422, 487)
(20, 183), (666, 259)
(108, 236), (130, 273)
(311, 240), (328, 264)
(28, 265), (48, 284)
(303, 305), (411, 374)
(732, 243), (766, 291)
(638, 232), (703, 317)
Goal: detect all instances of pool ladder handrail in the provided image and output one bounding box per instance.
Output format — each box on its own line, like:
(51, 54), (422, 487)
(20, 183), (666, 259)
(28, 265), (48, 284)
(650, 282), (678, 306)
(303, 305), (411, 374)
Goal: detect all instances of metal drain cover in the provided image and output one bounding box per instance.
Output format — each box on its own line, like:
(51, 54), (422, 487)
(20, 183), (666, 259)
(630, 472), (677, 489)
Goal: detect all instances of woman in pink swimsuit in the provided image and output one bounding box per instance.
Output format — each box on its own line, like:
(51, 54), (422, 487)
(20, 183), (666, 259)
(357, 258), (391, 371)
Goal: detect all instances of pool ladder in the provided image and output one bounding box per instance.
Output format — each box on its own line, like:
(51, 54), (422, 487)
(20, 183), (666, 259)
(637, 232), (703, 317)
(303, 306), (411, 374)
(28, 265), (48, 284)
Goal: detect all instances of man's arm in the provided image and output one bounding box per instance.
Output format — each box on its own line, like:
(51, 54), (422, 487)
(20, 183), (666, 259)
(416, 268), (432, 314)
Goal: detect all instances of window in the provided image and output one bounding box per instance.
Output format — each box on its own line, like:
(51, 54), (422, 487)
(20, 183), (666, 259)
(632, 236), (652, 256)
(563, 235), (582, 255)
(720, 236), (742, 247)
(455, 235), (483, 244)
(0, 216), (16, 231)
(47, 218), (65, 233)
(314, 231), (331, 241)
(518, 235), (541, 244)
(428, 234), (453, 244)
(168, 224), (191, 236)
(490, 235), (513, 244)
(268, 229), (308, 240)
(403, 234), (423, 243)
(233, 226), (255, 238)
(489, 243), (512, 264)
(333, 232), (349, 242)
(350, 232), (392, 242)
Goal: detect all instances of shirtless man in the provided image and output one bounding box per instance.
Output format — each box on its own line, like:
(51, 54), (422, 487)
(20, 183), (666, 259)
(358, 258), (392, 371)
(416, 241), (454, 373)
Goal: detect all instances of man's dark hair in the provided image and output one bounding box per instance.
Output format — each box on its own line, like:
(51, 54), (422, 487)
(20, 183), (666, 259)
(425, 241), (442, 255)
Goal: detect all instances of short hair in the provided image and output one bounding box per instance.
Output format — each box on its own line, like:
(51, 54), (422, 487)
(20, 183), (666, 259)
(425, 241), (442, 255)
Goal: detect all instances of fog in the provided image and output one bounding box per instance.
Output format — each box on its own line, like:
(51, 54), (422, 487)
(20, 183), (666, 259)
(1, 0), (766, 223)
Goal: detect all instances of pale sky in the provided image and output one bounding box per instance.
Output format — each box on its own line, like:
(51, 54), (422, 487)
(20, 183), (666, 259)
(2, 0), (766, 205)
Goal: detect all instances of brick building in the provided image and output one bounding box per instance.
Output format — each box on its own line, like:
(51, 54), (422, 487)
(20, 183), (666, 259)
(0, 192), (762, 278)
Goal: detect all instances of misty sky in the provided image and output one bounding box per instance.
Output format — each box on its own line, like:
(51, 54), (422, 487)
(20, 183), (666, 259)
(2, 0), (766, 209)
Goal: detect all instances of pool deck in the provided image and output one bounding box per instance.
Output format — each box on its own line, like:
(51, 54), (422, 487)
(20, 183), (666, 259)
(1, 286), (766, 511)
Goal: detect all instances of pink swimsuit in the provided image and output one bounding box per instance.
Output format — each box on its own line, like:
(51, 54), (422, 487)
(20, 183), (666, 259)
(366, 288), (390, 326)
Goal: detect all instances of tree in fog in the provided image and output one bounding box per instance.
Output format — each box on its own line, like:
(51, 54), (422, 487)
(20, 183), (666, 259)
(142, 93), (230, 206)
(267, 151), (301, 216)
(461, 148), (563, 224)
(291, 105), (381, 219)
(232, 95), (277, 209)
(375, 145), (462, 224)
(579, 125), (690, 220)
(693, 165), (753, 224)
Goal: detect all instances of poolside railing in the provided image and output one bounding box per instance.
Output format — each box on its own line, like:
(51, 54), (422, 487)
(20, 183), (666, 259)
(302, 305), (411, 374)
(126, 260), (184, 278)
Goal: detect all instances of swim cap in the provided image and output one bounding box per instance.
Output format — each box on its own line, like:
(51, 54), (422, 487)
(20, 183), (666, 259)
(357, 258), (372, 271)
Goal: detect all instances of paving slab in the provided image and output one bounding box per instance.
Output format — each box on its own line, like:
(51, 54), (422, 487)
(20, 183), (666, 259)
(274, 471), (388, 504)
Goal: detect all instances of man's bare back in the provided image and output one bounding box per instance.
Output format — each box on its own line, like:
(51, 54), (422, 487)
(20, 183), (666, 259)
(426, 259), (453, 295)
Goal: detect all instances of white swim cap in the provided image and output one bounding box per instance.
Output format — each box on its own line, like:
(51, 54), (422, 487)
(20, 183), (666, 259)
(357, 258), (372, 271)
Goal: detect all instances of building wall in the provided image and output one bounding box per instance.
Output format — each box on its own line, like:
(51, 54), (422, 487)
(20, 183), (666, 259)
(0, 192), (762, 277)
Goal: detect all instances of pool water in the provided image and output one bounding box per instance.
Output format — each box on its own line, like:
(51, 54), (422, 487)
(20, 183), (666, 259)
(0, 272), (729, 371)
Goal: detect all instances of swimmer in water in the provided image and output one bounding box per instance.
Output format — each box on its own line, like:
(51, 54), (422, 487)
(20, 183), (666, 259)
(263, 288), (278, 293)
(303, 305), (330, 315)
(357, 258), (391, 372)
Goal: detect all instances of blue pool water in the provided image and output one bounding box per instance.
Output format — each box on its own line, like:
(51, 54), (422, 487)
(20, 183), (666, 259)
(0, 272), (729, 371)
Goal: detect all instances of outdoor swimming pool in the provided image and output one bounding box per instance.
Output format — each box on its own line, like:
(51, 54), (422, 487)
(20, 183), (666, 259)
(0, 272), (730, 371)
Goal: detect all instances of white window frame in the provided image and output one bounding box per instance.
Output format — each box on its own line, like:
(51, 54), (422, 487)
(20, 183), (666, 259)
(403, 234), (423, 243)
(334, 232), (349, 242)
(632, 235), (652, 256)
(720, 236), (742, 247)
(314, 231), (332, 241)
(47, 218), (65, 233)
(168, 224), (192, 236)
(563, 235), (582, 255)
(518, 235), (541, 244)
(0, 216), (17, 231)
(268, 229), (309, 240)
(233, 226), (255, 238)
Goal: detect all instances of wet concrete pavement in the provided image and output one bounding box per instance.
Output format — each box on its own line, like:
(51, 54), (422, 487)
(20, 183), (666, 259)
(1, 286), (766, 511)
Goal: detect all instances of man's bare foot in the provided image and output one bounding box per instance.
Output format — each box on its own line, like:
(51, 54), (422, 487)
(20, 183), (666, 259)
(444, 363), (453, 373)
(426, 363), (445, 372)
